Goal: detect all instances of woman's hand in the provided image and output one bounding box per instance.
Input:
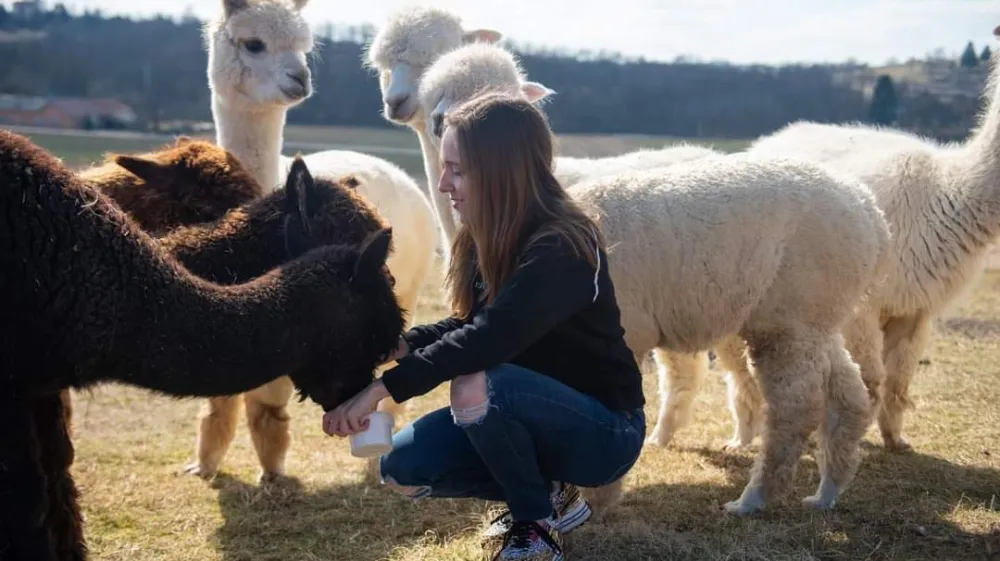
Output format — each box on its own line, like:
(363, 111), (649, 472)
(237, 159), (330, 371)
(322, 380), (391, 437)
(381, 337), (410, 365)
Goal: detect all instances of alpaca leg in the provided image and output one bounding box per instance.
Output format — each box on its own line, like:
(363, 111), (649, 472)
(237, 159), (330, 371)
(803, 338), (872, 511)
(841, 310), (886, 413)
(645, 349), (709, 447)
(724, 333), (826, 516)
(715, 336), (765, 451)
(879, 313), (933, 451)
(33, 393), (86, 561)
(580, 478), (624, 521)
(245, 376), (294, 483)
(184, 395), (242, 479)
(0, 398), (57, 561)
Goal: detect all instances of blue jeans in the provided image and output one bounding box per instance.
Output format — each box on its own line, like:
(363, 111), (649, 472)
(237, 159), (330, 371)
(378, 363), (646, 521)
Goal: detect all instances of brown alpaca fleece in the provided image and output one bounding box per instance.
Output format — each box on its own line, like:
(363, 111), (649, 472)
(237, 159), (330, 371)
(60, 137), (257, 455)
(0, 130), (406, 561)
(156, 160), (379, 289)
(77, 136), (260, 235)
(116, 144), (394, 484)
(63, 137), (259, 440)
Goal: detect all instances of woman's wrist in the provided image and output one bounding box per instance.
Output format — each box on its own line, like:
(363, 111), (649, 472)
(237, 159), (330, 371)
(369, 378), (391, 402)
(392, 337), (410, 361)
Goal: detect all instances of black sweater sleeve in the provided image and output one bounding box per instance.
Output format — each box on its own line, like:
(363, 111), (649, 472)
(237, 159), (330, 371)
(380, 235), (599, 403)
(401, 316), (468, 351)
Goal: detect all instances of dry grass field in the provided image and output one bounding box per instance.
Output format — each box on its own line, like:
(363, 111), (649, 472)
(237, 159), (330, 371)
(67, 257), (1000, 561)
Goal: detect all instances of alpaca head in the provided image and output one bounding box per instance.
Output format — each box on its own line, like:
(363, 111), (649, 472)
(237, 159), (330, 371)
(287, 225), (406, 412)
(417, 42), (554, 144)
(205, 0), (314, 111)
(274, 158), (404, 410)
(365, 6), (502, 126)
(104, 137), (261, 231)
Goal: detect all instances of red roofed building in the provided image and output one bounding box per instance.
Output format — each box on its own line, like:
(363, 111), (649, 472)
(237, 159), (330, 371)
(0, 94), (138, 129)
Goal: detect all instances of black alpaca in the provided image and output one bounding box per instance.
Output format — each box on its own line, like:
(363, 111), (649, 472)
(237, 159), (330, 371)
(0, 131), (406, 561)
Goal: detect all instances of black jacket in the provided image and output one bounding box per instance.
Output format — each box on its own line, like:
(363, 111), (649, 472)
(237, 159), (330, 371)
(380, 231), (645, 412)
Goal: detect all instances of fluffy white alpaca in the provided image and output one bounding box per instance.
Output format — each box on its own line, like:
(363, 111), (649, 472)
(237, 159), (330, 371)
(187, 0), (436, 483)
(573, 153), (889, 515)
(709, 29), (1000, 453)
(413, 43), (893, 517)
(364, 5), (503, 247)
(553, 144), (720, 188)
(365, 7), (719, 248)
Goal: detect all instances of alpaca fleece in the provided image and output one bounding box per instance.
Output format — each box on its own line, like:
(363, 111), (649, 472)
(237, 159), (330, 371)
(0, 131), (405, 561)
(726, 31), (1000, 452)
(79, 136), (260, 234)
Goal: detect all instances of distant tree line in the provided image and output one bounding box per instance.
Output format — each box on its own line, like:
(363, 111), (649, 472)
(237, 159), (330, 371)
(0, 4), (987, 141)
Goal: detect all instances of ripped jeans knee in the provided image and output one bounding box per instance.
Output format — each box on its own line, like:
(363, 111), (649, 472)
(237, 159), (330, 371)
(449, 371), (493, 427)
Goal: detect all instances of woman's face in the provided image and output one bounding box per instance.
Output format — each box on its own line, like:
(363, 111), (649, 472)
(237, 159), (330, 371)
(438, 127), (470, 223)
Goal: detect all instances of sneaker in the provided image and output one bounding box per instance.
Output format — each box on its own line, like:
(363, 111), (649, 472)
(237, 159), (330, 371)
(492, 520), (564, 561)
(482, 482), (591, 546)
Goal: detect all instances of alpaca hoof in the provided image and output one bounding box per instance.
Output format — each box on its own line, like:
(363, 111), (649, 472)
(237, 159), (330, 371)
(723, 498), (762, 517)
(644, 435), (666, 447)
(802, 494), (837, 511)
(182, 462), (216, 480)
(258, 469), (286, 484)
(723, 485), (765, 516)
(722, 438), (753, 452)
(884, 435), (912, 452)
(644, 428), (673, 447)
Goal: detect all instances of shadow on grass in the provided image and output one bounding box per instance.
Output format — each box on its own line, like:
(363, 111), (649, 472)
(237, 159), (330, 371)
(203, 443), (999, 561)
(558, 444), (999, 561)
(208, 471), (492, 561)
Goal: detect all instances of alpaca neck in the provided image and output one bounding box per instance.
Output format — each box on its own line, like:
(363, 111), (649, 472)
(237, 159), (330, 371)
(415, 125), (457, 242)
(212, 95), (286, 193)
(116, 267), (314, 397)
(957, 55), (1000, 235)
(159, 206), (288, 284)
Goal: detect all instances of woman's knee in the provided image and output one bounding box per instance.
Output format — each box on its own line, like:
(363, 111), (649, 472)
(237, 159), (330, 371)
(449, 371), (491, 426)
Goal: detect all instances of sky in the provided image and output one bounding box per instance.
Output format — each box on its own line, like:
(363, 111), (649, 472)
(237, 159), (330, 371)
(47, 0), (1000, 66)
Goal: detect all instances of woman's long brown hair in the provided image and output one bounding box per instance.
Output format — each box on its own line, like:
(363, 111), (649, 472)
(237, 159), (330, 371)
(443, 91), (606, 320)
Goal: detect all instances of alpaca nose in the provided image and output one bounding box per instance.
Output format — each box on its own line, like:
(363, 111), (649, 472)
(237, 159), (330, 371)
(432, 113), (444, 138)
(386, 94), (407, 117)
(288, 70), (309, 89)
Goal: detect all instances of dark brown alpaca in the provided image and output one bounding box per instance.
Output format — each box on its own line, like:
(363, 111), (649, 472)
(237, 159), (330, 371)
(62, 136), (260, 439)
(0, 131), (406, 561)
(113, 142), (389, 483)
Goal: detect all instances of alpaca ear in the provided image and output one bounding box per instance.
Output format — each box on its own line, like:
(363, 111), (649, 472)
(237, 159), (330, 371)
(521, 81), (554, 103)
(352, 227), (393, 284)
(291, 0), (309, 10)
(175, 135), (193, 146)
(284, 156), (314, 235)
(462, 29), (503, 44)
(222, 0), (248, 18)
(114, 155), (171, 184)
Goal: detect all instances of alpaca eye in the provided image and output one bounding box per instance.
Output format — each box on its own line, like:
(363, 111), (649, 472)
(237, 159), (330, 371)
(243, 39), (266, 54)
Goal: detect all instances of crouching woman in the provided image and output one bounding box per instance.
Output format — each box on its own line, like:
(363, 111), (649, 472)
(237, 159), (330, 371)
(322, 91), (646, 561)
